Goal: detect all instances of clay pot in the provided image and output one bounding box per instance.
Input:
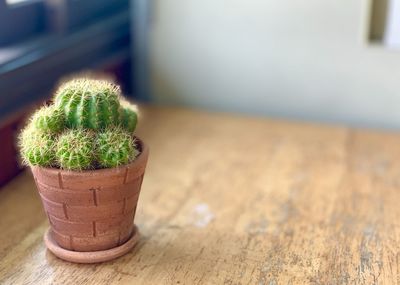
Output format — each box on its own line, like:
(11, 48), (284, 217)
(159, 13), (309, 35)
(31, 138), (149, 254)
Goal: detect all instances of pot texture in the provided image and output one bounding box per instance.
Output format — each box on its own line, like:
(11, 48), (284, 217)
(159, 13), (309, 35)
(31, 138), (149, 252)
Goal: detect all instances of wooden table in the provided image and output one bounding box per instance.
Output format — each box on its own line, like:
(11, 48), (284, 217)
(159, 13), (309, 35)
(1, 106), (400, 284)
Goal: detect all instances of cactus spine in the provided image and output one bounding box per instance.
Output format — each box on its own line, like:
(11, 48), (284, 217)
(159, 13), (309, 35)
(54, 79), (120, 130)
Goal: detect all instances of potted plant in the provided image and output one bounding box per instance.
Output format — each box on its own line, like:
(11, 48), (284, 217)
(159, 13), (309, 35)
(18, 78), (149, 263)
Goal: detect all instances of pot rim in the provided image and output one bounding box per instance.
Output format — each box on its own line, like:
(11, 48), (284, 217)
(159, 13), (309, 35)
(31, 136), (149, 176)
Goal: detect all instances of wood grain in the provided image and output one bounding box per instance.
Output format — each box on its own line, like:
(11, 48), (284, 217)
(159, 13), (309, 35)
(1, 105), (400, 284)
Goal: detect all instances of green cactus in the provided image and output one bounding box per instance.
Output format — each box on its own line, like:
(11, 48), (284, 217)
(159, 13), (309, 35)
(54, 79), (121, 130)
(18, 77), (141, 171)
(96, 127), (138, 168)
(19, 125), (57, 167)
(31, 105), (65, 133)
(119, 99), (138, 133)
(56, 129), (95, 170)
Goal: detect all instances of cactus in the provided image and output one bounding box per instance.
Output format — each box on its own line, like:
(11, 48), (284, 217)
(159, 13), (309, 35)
(96, 127), (137, 168)
(18, 77), (140, 170)
(119, 99), (138, 133)
(31, 105), (65, 133)
(54, 79), (121, 130)
(19, 125), (57, 167)
(56, 129), (95, 170)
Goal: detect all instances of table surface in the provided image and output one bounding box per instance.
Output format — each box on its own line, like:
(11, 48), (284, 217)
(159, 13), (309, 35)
(1, 106), (400, 284)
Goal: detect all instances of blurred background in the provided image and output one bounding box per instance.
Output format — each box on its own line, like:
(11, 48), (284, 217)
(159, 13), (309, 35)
(1, 0), (399, 186)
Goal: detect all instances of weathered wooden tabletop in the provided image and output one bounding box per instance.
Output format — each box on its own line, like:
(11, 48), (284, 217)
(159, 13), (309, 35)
(1, 106), (400, 284)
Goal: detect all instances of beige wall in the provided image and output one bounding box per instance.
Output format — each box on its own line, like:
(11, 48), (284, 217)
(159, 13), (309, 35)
(150, 0), (400, 128)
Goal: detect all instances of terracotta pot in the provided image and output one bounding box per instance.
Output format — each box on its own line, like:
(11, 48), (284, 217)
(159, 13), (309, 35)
(31, 138), (149, 253)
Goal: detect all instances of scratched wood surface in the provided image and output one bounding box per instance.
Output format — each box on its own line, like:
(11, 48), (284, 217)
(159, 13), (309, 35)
(1, 105), (400, 284)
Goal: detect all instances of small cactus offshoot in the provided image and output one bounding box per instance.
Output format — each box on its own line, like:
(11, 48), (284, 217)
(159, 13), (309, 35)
(18, 77), (140, 170)
(56, 129), (95, 170)
(97, 127), (138, 168)
(31, 105), (65, 133)
(119, 99), (138, 133)
(19, 126), (57, 167)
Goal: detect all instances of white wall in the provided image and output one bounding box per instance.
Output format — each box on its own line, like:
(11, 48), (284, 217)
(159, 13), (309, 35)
(150, 0), (400, 128)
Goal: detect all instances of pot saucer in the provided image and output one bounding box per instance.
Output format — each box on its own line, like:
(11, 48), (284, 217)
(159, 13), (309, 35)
(44, 225), (140, 263)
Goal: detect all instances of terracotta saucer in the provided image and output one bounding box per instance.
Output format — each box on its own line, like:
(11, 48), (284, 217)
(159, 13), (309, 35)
(44, 225), (140, 263)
